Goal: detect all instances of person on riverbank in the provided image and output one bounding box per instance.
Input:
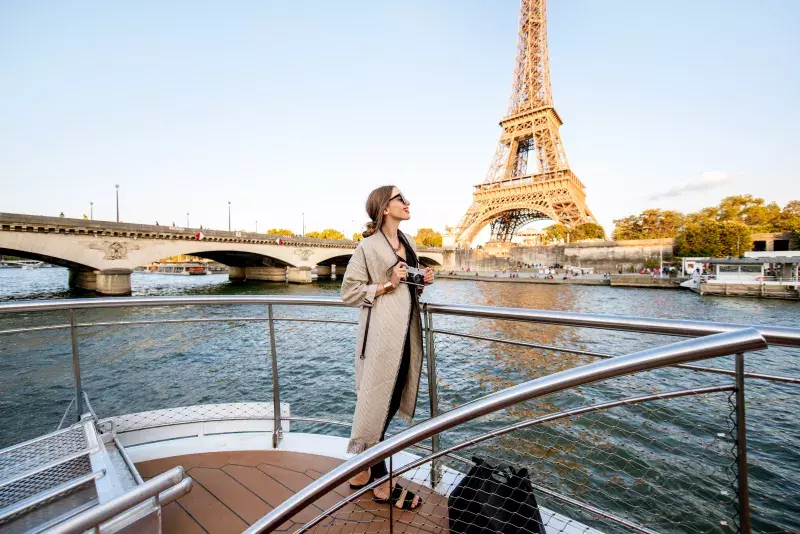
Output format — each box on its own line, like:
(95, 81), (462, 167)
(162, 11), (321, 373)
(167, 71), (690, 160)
(340, 185), (434, 510)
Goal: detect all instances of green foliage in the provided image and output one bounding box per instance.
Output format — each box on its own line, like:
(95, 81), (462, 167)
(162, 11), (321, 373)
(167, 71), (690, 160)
(644, 258), (660, 269)
(611, 209), (685, 240)
(675, 219), (752, 257)
(779, 200), (800, 232)
(571, 222), (606, 241)
(543, 224), (570, 243)
(266, 228), (294, 236)
(413, 228), (443, 247)
(542, 223), (605, 243)
(716, 194), (783, 232)
(305, 229), (346, 240)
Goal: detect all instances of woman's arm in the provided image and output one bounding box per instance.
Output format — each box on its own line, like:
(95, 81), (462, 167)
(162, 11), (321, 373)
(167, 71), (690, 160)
(340, 246), (380, 307)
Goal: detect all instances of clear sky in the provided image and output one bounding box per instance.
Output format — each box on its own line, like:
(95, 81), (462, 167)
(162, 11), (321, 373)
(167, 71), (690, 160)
(1, 1), (798, 240)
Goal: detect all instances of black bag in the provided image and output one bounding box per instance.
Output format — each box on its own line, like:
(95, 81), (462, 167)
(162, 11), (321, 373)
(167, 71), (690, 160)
(448, 457), (545, 534)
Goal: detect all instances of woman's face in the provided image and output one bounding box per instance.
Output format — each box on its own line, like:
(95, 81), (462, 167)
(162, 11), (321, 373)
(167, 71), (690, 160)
(384, 187), (411, 221)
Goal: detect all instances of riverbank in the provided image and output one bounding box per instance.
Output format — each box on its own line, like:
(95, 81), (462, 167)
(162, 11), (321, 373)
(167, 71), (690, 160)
(437, 273), (608, 286)
(437, 272), (686, 289)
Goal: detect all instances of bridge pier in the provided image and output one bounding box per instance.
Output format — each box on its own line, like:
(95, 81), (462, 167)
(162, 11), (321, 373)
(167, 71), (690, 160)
(246, 267), (286, 282)
(332, 264), (343, 280)
(316, 265), (332, 280)
(96, 269), (132, 295)
(287, 266), (312, 284)
(69, 269), (97, 292)
(228, 266), (247, 281)
(69, 268), (131, 295)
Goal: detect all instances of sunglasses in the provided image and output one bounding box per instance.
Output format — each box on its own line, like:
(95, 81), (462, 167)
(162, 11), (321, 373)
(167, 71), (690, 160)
(390, 193), (410, 206)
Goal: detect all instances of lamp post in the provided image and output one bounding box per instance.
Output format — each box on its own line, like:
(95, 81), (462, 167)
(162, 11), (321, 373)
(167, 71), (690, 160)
(187, 212), (190, 228)
(302, 212), (305, 238)
(115, 184), (120, 222)
(90, 202), (93, 220)
(255, 220), (258, 233)
(228, 201), (231, 232)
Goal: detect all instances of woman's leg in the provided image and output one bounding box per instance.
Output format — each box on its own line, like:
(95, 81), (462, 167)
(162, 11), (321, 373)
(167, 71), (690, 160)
(370, 339), (410, 479)
(371, 337), (421, 509)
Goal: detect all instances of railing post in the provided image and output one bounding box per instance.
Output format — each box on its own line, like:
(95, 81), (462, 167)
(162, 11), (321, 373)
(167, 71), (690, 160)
(69, 309), (84, 423)
(424, 305), (441, 489)
(735, 352), (751, 533)
(268, 304), (282, 448)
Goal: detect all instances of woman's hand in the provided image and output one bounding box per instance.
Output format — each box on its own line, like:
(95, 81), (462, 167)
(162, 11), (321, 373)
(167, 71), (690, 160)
(424, 267), (434, 285)
(390, 262), (407, 288)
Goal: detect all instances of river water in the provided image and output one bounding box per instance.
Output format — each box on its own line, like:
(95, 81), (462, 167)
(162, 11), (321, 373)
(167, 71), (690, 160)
(0, 268), (798, 532)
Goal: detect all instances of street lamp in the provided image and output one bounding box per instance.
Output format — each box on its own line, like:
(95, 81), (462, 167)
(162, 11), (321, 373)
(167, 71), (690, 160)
(302, 212), (305, 238)
(115, 184), (120, 222)
(255, 220), (258, 233)
(90, 202), (93, 220)
(228, 202), (231, 231)
(187, 212), (190, 228)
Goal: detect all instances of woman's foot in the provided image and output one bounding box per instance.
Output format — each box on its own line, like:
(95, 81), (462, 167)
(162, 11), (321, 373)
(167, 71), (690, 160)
(348, 469), (372, 489)
(373, 481), (422, 509)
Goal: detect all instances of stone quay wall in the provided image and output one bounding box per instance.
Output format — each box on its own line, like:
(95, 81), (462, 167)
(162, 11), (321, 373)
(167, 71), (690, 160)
(453, 238), (675, 273)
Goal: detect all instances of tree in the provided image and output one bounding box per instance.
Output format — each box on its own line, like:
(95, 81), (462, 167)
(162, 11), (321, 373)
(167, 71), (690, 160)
(675, 219), (752, 257)
(266, 228), (294, 236)
(352, 232), (363, 242)
(571, 222), (606, 241)
(305, 229), (346, 240)
(612, 209), (684, 240)
(543, 224), (569, 243)
(414, 228), (443, 247)
(715, 194), (782, 231)
(610, 215), (642, 240)
(777, 200), (800, 232)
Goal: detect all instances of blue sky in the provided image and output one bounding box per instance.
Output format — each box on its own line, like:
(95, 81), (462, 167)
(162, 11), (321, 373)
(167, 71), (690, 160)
(1, 1), (798, 240)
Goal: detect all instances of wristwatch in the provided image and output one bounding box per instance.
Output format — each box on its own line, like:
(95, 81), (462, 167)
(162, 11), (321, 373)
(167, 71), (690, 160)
(383, 280), (396, 293)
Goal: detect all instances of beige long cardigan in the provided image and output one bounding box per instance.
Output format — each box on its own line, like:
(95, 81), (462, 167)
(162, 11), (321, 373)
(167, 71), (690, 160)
(340, 231), (424, 454)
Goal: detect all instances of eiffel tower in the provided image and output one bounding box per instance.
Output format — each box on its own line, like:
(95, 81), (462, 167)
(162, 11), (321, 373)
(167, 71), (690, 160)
(448, 0), (595, 247)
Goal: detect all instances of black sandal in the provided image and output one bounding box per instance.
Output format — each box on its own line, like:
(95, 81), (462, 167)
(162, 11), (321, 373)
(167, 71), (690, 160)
(349, 472), (376, 490)
(374, 484), (422, 510)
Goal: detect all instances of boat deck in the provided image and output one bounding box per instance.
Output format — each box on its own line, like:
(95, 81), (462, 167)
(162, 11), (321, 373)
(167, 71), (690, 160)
(136, 450), (449, 534)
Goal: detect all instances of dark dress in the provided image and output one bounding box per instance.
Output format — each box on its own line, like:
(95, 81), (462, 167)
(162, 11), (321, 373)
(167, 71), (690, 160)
(370, 233), (419, 479)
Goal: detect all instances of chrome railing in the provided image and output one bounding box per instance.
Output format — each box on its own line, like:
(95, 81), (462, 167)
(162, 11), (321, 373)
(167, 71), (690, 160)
(244, 328), (767, 533)
(1, 296), (799, 533)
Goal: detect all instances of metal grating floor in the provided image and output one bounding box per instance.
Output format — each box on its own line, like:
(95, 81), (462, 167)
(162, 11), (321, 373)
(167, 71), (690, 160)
(0, 425), (96, 527)
(0, 427), (87, 481)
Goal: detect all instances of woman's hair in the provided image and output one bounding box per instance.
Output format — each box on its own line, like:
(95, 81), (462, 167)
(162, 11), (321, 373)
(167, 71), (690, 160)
(362, 185), (396, 238)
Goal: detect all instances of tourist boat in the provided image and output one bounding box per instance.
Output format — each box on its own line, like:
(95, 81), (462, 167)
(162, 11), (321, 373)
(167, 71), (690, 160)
(0, 296), (798, 533)
(680, 252), (800, 299)
(144, 262), (209, 275)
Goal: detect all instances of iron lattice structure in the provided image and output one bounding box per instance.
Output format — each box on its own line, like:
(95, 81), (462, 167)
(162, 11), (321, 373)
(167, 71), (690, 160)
(451, 0), (595, 245)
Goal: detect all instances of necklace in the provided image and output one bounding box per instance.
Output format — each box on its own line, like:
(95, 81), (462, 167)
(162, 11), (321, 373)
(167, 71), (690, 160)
(381, 230), (402, 252)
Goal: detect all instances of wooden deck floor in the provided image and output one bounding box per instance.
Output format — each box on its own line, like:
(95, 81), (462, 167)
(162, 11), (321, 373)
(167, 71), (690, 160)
(136, 451), (449, 534)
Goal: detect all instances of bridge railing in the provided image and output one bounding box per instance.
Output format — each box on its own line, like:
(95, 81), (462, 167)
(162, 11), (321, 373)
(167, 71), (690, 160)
(1, 296), (799, 532)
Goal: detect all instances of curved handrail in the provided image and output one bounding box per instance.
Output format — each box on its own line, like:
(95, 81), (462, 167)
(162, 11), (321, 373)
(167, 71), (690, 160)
(243, 327), (767, 533)
(426, 302), (800, 347)
(1, 295), (798, 347)
(46, 466), (185, 534)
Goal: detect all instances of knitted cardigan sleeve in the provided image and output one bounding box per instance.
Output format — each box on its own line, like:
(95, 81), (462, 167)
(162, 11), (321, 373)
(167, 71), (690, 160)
(341, 245), (378, 307)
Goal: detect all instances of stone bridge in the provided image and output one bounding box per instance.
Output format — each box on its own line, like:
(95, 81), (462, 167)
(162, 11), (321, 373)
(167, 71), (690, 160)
(0, 213), (449, 295)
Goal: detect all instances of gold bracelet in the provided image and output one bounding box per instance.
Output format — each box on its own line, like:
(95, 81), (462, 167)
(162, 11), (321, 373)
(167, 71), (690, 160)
(383, 280), (396, 294)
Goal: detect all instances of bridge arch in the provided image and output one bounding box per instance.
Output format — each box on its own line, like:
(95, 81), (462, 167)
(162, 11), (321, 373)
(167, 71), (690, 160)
(0, 246), (95, 272)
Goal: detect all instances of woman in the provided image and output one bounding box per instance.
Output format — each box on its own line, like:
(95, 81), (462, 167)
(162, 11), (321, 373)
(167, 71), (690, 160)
(340, 185), (434, 510)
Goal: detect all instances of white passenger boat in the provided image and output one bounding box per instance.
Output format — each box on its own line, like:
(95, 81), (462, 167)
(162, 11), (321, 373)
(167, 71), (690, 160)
(143, 262), (209, 275)
(0, 296), (797, 533)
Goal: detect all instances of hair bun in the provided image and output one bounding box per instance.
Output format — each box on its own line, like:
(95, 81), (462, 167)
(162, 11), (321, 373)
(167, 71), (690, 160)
(362, 220), (376, 238)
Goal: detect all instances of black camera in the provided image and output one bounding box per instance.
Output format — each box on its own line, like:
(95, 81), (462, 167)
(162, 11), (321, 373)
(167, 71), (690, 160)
(403, 266), (426, 286)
